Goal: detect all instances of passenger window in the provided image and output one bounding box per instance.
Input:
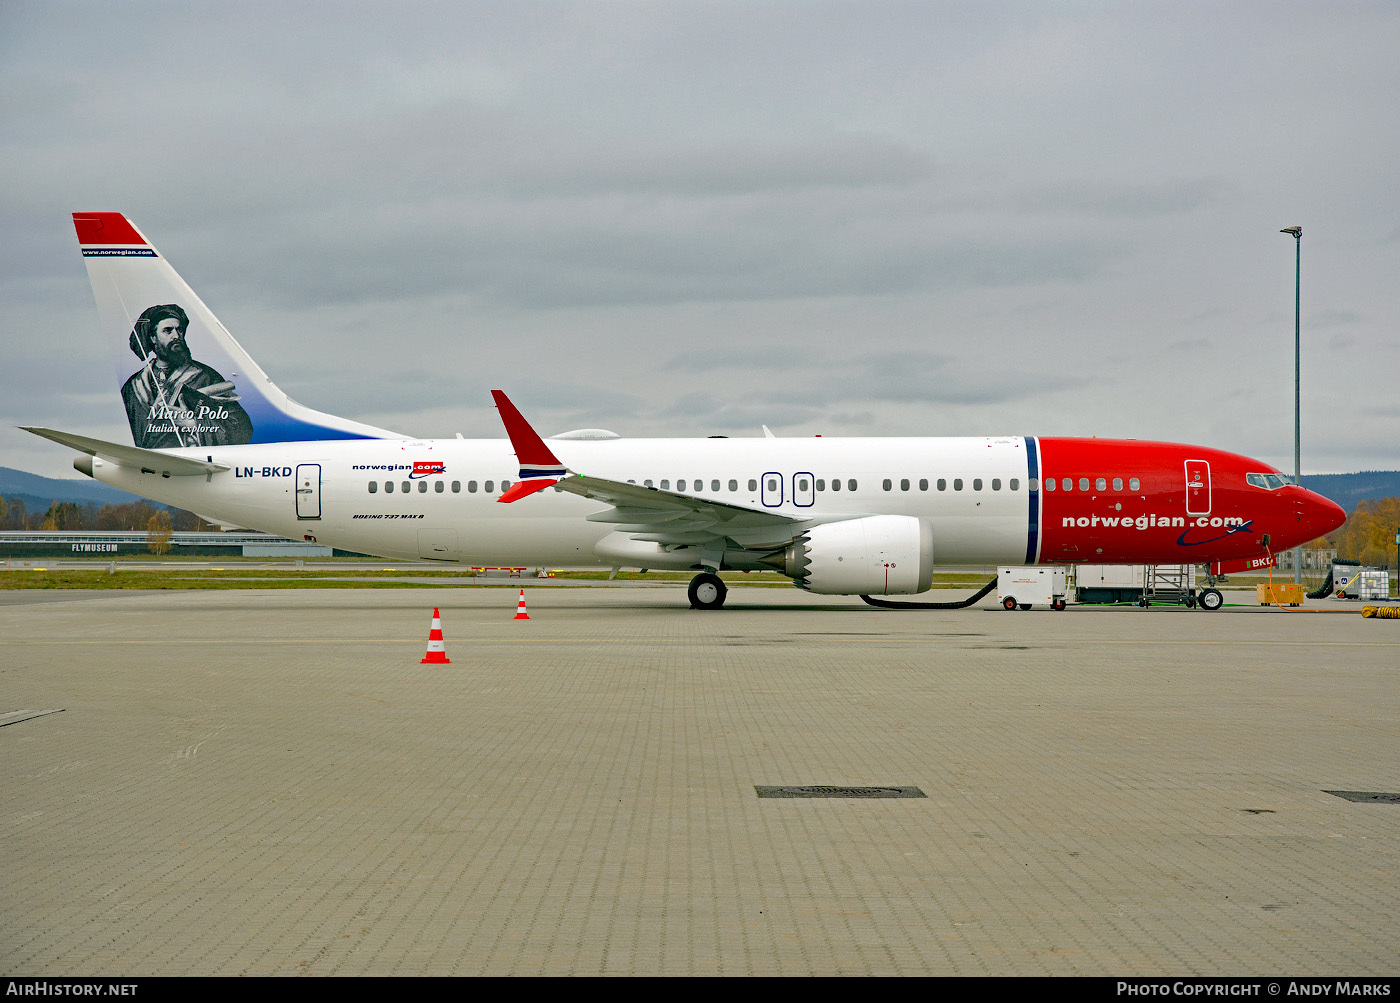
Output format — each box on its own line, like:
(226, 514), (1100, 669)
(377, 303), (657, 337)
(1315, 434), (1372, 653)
(1129, 477), (1141, 492)
(385, 481), (394, 493)
(677, 480), (686, 491)
(452, 481), (461, 493)
(919, 478), (928, 491)
(748, 479), (757, 492)
(937, 478), (946, 491)
(401, 481), (410, 493)
(660, 479), (669, 490)
(831, 479), (841, 492)
(848, 479), (857, 491)
(485, 480), (494, 493)
(1079, 478), (1089, 492)
(1063, 478), (1072, 491)
(468, 481), (478, 493)
(767, 478), (778, 491)
(883, 479), (892, 491)
(368, 481), (377, 493)
(954, 478), (963, 491)
(816, 479), (825, 491)
(418, 480), (427, 493)
(501, 480), (511, 491)
(712, 480), (720, 492)
(991, 478), (1001, 490)
(1044, 478), (1054, 491)
(1013, 478), (1023, 491)
(1112, 477), (1123, 491)
(973, 478), (982, 491)
(901, 478), (910, 491)
(797, 477), (808, 492)
(1096, 477), (1106, 491)
(729, 479), (738, 492)
(644, 479), (654, 488)
(435, 480), (444, 493)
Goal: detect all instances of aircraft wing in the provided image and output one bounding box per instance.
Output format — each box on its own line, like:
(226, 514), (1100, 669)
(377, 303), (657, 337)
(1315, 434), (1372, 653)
(490, 391), (809, 551)
(22, 427), (229, 477)
(560, 472), (806, 549)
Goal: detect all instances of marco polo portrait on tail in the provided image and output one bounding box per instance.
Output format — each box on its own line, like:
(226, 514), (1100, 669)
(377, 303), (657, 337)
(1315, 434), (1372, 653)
(120, 303), (254, 448)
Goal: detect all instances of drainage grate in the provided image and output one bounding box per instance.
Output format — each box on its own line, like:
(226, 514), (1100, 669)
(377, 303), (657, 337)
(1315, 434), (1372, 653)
(1324, 790), (1400, 804)
(756, 785), (926, 799)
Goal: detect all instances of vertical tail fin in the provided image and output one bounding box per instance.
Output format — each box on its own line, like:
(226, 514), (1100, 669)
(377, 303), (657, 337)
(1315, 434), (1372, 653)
(73, 212), (400, 447)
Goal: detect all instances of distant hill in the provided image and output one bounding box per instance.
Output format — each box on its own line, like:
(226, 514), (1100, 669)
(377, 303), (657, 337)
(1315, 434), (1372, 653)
(0, 466), (165, 511)
(1301, 471), (1400, 511)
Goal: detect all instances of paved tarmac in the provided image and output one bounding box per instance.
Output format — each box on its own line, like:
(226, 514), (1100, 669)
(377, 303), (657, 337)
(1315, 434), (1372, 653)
(2, 587), (1397, 976)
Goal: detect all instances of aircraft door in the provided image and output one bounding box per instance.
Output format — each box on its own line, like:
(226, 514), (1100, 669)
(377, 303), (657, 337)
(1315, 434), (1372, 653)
(1184, 459), (1210, 516)
(296, 463), (322, 519)
(792, 472), (814, 507)
(761, 471), (784, 507)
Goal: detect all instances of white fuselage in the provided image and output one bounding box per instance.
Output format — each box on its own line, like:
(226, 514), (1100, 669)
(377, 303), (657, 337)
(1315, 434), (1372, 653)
(89, 435), (1037, 567)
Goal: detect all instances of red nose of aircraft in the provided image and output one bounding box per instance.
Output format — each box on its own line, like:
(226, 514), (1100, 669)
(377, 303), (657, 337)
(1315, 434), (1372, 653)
(1293, 488), (1347, 546)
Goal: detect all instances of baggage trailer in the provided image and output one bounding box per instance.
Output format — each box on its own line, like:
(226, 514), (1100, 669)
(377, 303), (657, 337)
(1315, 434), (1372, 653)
(997, 567), (1068, 611)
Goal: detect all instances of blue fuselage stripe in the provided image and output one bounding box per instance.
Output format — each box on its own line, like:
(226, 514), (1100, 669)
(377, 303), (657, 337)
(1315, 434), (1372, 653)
(1024, 436), (1040, 564)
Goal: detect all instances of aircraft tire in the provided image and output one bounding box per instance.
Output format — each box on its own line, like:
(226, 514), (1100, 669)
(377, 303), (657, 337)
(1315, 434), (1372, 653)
(688, 573), (727, 610)
(1198, 588), (1224, 611)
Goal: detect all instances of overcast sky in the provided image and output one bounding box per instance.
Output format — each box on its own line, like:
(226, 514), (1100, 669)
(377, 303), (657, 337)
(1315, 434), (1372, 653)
(2, 1), (1397, 480)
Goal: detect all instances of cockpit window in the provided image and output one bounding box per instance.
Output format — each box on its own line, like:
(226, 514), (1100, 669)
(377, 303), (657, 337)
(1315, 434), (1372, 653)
(1247, 472), (1291, 490)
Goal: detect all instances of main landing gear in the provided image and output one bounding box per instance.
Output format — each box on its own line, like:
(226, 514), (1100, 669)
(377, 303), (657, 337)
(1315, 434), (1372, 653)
(688, 572), (728, 610)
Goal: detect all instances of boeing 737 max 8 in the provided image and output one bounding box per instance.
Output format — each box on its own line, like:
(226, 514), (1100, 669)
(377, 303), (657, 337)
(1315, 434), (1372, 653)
(23, 213), (1345, 610)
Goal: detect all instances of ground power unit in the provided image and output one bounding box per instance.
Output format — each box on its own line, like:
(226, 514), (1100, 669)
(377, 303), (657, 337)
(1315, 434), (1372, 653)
(997, 567), (1069, 611)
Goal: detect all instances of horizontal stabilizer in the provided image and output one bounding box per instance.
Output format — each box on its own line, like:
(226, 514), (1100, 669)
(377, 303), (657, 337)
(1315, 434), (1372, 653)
(21, 426), (229, 477)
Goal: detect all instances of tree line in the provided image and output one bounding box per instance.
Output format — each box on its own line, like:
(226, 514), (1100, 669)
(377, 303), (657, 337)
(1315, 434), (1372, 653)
(1312, 496), (1400, 569)
(0, 496), (215, 533)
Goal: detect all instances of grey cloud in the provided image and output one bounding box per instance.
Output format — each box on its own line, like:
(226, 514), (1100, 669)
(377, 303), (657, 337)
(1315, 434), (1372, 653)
(4, 3), (1399, 478)
(794, 351), (1088, 408)
(1015, 177), (1235, 217)
(1308, 308), (1361, 328)
(663, 347), (808, 373)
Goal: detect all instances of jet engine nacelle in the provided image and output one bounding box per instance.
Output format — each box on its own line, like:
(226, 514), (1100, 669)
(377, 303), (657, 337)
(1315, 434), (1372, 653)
(781, 515), (934, 595)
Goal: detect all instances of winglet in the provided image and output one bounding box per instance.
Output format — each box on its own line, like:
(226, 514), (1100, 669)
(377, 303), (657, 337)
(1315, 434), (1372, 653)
(491, 390), (567, 502)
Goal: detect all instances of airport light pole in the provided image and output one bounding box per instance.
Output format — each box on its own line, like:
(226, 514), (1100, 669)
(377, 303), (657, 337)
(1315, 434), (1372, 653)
(1281, 226), (1302, 585)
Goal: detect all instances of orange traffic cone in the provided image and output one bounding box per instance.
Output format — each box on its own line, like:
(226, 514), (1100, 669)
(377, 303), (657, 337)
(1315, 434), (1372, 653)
(513, 589), (530, 620)
(420, 607), (451, 663)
